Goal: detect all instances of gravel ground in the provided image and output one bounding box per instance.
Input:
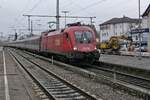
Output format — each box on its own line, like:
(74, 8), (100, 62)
(99, 54), (150, 71)
(16, 50), (143, 100)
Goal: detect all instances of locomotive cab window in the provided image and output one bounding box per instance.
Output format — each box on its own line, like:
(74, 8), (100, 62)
(74, 31), (93, 43)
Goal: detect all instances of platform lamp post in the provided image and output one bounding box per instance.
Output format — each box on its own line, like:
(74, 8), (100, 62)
(56, 0), (60, 30)
(138, 0), (142, 60)
(62, 11), (69, 28)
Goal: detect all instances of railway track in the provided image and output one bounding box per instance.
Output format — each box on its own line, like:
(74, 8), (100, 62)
(9, 48), (150, 99)
(91, 62), (150, 89)
(81, 62), (150, 99)
(84, 63), (150, 88)
(8, 49), (98, 100)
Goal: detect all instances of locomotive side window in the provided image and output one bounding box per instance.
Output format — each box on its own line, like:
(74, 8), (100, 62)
(64, 32), (70, 41)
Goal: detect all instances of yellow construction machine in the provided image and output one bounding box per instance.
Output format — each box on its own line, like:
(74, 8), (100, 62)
(99, 35), (133, 54)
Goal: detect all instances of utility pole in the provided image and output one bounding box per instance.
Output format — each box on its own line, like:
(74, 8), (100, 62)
(31, 20), (33, 35)
(56, 0), (60, 30)
(28, 15), (31, 32)
(23, 15), (31, 33)
(0, 32), (3, 38)
(138, 0), (142, 60)
(30, 20), (41, 35)
(62, 11), (69, 28)
(14, 32), (17, 41)
(90, 17), (94, 25)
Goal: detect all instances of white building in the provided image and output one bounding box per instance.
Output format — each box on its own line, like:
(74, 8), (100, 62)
(99, 16), (139, 42)
(141, 17), (148, 42)
(142, 4), (150, 51)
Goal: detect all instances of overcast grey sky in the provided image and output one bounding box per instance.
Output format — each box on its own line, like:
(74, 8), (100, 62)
(0, 0), (149, 36)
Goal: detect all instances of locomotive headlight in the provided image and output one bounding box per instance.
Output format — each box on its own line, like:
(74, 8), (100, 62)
(73, 45), (78, 51)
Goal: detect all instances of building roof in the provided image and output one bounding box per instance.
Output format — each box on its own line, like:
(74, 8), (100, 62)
(142, 4), (150, 17)
(100, 16), (140, 26)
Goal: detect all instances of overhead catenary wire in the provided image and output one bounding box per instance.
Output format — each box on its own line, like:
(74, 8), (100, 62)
(9, 0), (31, 34)
(12, 0), (45, 35)
(12, 0), (37, 28)
(11, 0), (109, 35)
(16, 0), (43, 22)
(70, 0), (108, 15)
(68, 0), (108, 25)
(14, 0), (103, 27)
(60, 0), (75, 10)
(0, 0), (5, 8)
(26, 0), (43, 13)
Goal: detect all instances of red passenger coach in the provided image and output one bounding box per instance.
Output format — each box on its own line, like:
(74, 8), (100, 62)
(40, 24), (100, 62)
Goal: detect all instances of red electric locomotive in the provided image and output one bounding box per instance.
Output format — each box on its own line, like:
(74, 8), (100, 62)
(40, 23), (99, 62)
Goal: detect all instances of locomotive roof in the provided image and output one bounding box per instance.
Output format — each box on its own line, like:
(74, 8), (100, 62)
(65, 25), (94, 31)
(47, 26), (93, 36)
(41, 25), (94, 37)
(47, 30), (62, 36)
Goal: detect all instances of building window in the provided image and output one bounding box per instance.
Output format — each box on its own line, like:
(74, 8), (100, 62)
(102, 33), (109, 37)
(100, 25), (110, 30)
(107, 33), (108, 36)
(136, 35), (138, 40)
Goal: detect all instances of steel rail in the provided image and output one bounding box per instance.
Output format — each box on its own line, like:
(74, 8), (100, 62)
(9, 50), (56, 100)
(10, 48), (150, 98)
(9, 49), (98, 100)
(22, 49), (150, 97)
(84, 63), (150, 89)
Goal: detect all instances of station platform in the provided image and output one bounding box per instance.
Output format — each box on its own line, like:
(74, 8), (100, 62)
(0, 47), (40, 100)
(120, 51), (150, 58)
(99, 54), (150, 71)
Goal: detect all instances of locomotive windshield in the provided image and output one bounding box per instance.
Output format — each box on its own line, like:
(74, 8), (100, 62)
(74, 31), (93, 43)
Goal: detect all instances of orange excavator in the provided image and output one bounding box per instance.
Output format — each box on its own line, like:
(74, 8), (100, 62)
(99, 35), (133, 54)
